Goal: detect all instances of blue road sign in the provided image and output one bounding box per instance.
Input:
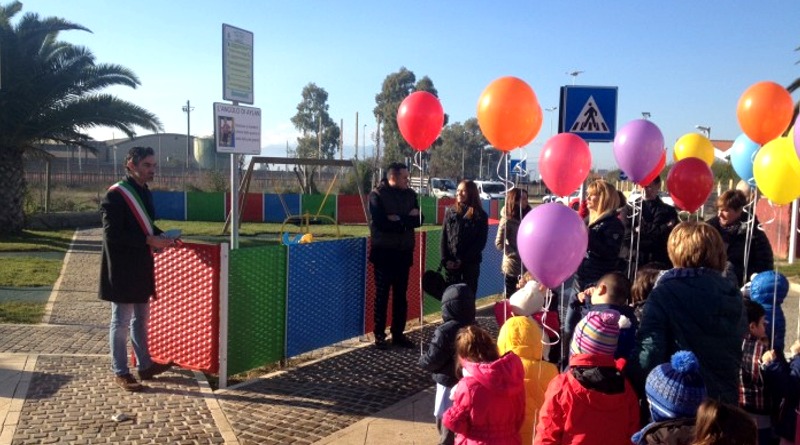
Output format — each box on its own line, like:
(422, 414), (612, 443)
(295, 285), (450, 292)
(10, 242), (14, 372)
(558, 86), (618, 142)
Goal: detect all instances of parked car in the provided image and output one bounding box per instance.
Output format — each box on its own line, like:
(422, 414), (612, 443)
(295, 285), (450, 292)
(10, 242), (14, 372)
(474, 180), (507, 200)
(627, 191), (675, 207)
(556, 190), (582, 210)
(429, 177), (457, 199)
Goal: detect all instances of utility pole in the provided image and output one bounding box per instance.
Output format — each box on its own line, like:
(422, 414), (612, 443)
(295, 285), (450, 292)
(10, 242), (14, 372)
(355, 112), (359, 160)
(182, 100), (194, 169)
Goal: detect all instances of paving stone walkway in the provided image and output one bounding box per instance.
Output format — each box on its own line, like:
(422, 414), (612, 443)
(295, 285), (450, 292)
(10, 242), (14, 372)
(1, 228), (497, 444)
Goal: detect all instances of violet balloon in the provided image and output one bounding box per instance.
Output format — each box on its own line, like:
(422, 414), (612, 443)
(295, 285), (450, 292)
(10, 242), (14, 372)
(613, 119), (665, 183)
(517, 203), (588, 288)
(794, 114), (800, 161)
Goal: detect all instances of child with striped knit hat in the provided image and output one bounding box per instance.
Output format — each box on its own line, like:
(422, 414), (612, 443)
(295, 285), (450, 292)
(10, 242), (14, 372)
(534, 309), (639, 444)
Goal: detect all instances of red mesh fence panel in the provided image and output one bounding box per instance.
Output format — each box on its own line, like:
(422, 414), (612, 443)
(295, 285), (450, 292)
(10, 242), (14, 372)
(225, 192), (264, 222)
(150, 242), (220, 373)
(756, 198), (794, 260)
(437, 198), (455, 225)
(337, 194), (368, 224)
(364, 232), (425, 335)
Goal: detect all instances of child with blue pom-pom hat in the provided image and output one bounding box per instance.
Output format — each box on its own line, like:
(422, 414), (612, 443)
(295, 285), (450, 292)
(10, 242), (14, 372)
(632, 350), (706, 445)
(749, 270), (789, 353)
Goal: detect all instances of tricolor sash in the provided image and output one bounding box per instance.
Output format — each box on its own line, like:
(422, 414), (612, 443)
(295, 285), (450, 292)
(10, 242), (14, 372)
(109, 181), (154, 236)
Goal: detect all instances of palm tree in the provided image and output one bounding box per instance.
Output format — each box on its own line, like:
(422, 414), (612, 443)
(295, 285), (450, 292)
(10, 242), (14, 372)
(0, 1), (162, 234)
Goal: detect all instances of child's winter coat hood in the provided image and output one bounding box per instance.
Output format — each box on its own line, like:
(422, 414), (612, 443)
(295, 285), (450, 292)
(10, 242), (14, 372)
(461, 352), (524, 395)
(441, 283), (476, 325)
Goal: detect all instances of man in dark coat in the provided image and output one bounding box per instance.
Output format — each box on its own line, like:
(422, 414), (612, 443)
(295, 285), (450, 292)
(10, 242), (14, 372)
(368, 162), (422, 350)
(100, 146), (174, 391)
(630, 176), (679, 268)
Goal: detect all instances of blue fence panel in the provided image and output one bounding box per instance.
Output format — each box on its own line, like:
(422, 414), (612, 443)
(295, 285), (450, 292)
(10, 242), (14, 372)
(286, 238), (366, 357)
(152, 190), (185, 221)
(477, 224), (505, 299)
(481, 199), (491, 219)
(264, 193), (301, 223)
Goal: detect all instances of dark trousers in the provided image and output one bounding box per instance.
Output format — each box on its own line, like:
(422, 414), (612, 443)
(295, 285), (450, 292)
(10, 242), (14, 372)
(445, 261), (480, 297)
(504, 274), (518, 298)
(373, 263), (410, 340)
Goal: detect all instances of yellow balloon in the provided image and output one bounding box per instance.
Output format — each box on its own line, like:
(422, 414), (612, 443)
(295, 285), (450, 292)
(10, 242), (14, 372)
(674, 133), (715, 166)
(753, 137), (800, 205)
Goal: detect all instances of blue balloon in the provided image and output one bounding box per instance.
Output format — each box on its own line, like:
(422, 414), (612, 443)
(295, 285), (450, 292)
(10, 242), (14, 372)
(730, 133), (760, 186)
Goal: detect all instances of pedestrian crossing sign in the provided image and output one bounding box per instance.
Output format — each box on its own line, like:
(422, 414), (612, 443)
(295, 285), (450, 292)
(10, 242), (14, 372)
(558, 86), (618, 142)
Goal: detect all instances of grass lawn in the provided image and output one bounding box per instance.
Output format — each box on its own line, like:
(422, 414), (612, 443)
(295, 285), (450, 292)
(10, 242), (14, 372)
(0, 257), (62, 287)
(0, 301), (45, 324)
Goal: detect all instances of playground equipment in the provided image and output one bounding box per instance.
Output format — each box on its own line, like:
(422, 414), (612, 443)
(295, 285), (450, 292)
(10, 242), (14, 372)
(222, 157), (368, 243)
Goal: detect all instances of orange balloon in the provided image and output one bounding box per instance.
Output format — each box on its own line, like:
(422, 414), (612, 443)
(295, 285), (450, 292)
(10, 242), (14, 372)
(736, 81), (794, 145)
(477, 76), (542, 152)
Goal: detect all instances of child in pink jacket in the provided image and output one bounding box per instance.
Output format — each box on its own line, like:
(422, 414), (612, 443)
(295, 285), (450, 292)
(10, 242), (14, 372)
(444, 325), (526, 445)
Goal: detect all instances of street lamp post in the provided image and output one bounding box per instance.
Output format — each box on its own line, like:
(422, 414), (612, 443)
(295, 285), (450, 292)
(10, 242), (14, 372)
(566, 70), (584, 85)
(363, 124), (367, 159)
(695, 125), (711, 140)
(182, 100), (194, 170)
(545, 107), (557, 135)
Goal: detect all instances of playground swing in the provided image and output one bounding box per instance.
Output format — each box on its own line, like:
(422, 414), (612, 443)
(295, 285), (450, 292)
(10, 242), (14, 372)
(279, 171), (341, 245)
(222, 156), (368, 245)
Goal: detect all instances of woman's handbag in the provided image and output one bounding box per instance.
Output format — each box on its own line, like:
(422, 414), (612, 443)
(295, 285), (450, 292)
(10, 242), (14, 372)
(422, 265), (447, 301)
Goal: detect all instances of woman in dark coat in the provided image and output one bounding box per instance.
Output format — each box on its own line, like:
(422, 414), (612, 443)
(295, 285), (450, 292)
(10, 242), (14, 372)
(564, 180), (625, 348)
(705, 189), (773, 286)
(441, 180), (489, 296)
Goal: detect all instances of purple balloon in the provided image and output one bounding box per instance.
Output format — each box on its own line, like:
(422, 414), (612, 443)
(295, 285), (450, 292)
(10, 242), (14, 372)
(794, 114), (800, 161)
(613, 119), (665, 183)
(517, 203), (588, 288)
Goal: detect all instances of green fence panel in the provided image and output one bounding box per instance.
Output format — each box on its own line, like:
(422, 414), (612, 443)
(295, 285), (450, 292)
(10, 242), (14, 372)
(186, 192), (225, 222)
(228, 245), (286, 376)
(419, 196), (437, 226)
(423, 229), (443, 315)
(301, 194), (336, 220)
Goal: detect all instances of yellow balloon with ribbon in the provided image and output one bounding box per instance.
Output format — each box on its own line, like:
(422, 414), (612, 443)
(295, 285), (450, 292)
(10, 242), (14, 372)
(674, 133), (715, 166)
(753, 137), (800, 205)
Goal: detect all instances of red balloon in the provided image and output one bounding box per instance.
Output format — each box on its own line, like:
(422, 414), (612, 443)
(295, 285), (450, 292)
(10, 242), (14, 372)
(539, 133), (591, 196)
(397, 91), (444, 151)
(638, 150), (666, 186)
(666, 158), (714, 213)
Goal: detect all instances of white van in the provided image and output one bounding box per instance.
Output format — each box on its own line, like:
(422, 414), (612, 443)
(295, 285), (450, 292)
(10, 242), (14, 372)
(429, 178), (457, 199)
(474, 181), (507, 200)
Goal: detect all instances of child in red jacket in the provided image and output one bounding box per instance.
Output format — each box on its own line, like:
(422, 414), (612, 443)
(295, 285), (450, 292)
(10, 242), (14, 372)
(534, 309), (640, 444)
(443, 325), (526, 445)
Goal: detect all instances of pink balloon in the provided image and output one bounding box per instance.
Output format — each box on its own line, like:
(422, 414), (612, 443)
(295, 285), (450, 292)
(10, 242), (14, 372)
(794, 114), (800, 161)
(613, 119), (664, 183)
(539, 133), (592, 196)
(397, 91), (444, 151)
(517, 203), (588, 288)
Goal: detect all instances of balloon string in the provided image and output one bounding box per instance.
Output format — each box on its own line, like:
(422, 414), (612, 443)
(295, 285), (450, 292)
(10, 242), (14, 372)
(539, 288), (560, 346)
(413, 149), (424, 356)
(742, 188), (759, 286)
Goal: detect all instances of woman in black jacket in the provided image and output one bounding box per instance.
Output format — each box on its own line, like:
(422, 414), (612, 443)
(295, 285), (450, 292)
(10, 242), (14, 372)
(441, 180), (489, 296)
(706, 189), (773, 286)
(564, 180), (625, 349)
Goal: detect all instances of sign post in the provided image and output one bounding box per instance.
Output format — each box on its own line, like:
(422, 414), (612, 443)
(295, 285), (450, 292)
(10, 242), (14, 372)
(220, 24), (257, 251)
(558, 86), (618, 143)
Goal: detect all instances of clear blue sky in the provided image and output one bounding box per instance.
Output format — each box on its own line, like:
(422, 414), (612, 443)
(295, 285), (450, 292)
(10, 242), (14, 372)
(18, 0), (800, 169)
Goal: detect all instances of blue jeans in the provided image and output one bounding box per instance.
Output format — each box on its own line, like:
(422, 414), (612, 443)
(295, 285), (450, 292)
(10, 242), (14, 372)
(110, 302), (153, 376)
